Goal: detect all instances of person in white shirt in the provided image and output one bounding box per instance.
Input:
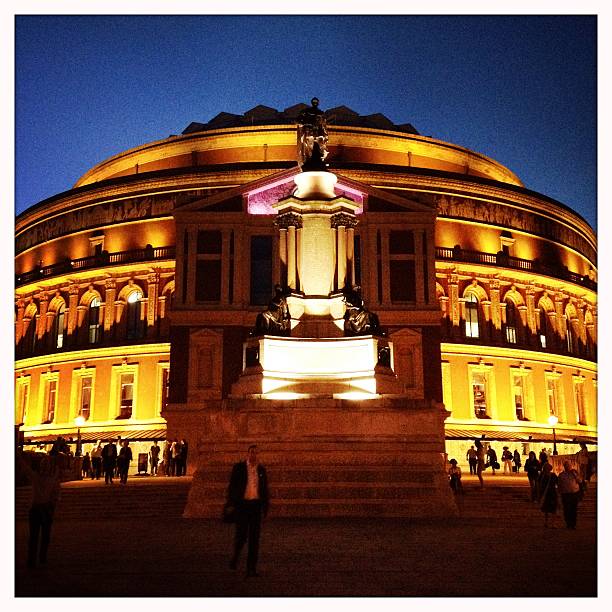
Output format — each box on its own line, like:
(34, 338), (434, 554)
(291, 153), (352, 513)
(227, 445), (269, 577)
(557, 461), (582, 529)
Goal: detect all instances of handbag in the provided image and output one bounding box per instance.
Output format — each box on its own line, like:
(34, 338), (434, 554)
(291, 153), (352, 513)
(222, 501), (237, 524)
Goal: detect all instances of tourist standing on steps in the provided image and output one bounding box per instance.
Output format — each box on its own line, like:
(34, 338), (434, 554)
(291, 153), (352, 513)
(557, 461), (583, 529)
(538, 462), (558, 528)
(513, 449), (522, 474)
(114, 436), (123, 477)
(178, 438), (188, 476)
(448, 458), (464, 512)
(102, 439), (118, 484)
(81, 452), (91, 479)
(524, 451), (541, 501)
(466, 445), (477, 475)
(162, 440), (171, 476)
(91, 441), (103, 479)
(149, 440), (160, 476)
(228, 444), (269, 577)
(486, 446), (498, 475)
(117, 440), (133, 484)
(575, 443), (590, 483)
(170, 439), (181, 476)
(474, 439), (485, 488)
(501, 446), (513, 475)
(539, 448), (548, 465)
(18, 452), (61, 568)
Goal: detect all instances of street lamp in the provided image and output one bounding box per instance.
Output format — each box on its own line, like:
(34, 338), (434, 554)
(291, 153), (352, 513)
(75, 415), (85, 457)
(548, 414), (559, 456)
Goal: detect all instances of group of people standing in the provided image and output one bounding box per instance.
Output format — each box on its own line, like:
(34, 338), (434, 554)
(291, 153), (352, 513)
(156, 439), (188, 476)
(450, 441), (593, 530)
(466, 443), (523, 479)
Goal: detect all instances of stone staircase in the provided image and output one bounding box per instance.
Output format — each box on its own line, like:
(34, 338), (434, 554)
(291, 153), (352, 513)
(15, 474), (596, 523)
(15, 478), (191, 521)
(185, 464), (454, 518)
(459, 479), (597, 522)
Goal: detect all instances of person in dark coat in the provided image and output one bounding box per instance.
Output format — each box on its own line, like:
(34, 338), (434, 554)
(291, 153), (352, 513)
(227, 445), (269, 577)
(513, 449), (522, 474)
(178, 438), (188, 476)
(102, 439), (118, 484)
(524, 451), (541, 501)
(538, 462), (558, 527)
(117, 440), (133, 484)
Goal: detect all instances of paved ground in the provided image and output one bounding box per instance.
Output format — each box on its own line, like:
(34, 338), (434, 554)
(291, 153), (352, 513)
(15, 478), (597, 597)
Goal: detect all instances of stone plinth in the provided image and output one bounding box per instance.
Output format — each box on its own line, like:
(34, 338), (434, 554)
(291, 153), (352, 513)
(181, 396), (456, 518)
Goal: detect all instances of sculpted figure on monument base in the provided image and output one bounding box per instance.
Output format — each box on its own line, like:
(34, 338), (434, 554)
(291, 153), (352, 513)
(342, 285), (382, 337)
(296, 97), (329, 171)
(254, 284), (292, 337)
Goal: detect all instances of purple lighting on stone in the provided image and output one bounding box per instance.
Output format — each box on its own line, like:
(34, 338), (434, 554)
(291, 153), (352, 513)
(247, 175), (364, 215)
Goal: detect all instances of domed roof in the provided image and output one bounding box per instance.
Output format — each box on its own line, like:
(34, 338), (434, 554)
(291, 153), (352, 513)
(182, 103), (419, 135)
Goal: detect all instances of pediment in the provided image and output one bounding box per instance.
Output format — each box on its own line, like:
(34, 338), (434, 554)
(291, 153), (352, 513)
(174, 166), (434, 216)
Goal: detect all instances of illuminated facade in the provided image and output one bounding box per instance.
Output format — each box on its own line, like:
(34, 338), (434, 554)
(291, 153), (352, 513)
(15, 103), (597, 470)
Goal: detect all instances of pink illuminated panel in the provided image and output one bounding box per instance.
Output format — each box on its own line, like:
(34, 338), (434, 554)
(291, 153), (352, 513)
(247, 175), (364, 215)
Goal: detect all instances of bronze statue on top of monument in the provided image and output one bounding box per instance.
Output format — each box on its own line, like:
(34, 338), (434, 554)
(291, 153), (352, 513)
(254, 284), (292, 337)
(296, 97), (329, 171)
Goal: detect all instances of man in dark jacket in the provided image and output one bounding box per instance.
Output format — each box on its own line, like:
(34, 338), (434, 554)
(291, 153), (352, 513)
(102, 439), (118, 484)
(227, 445), (269, 577)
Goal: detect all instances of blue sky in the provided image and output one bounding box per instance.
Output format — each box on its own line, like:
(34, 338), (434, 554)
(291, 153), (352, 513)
(15, 15), (597, 229)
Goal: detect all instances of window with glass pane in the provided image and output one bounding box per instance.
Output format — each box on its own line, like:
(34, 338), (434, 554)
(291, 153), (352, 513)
(465, 294), (479, 338)
(45, 380), (57, 423)
(55, 305), (65, 348)
(513, 376), (525, 420)
(126, 291), (143, 340)
(89, 297), (101, 344)
(539, 309), (548, 348)
(250, 236), (273, 305)
(118, 373), (134, 419)
(575, 382), (586, 425)
(80, 376), (92, 420)
(472, 372), (488, 418)
(16, 383), (29, 424)
(505, 300), (517, 344)
(161, 368), (170, 413)
(547, 378), (559, 419)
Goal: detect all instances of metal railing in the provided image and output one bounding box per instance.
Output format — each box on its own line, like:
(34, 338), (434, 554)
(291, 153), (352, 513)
(436, 247), (597, 291)
(16, 246), (176, 287)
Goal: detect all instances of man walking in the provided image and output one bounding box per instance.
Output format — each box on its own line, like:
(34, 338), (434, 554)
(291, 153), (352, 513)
(228, 445), (269, 577)
(557, 460), (583, 529)
(149, 440), (160, 476)
(102, 439), (118, 484)
(117, 440), (133, 484)
(466, 445), (477, 475)
(91, 441), (103, 479)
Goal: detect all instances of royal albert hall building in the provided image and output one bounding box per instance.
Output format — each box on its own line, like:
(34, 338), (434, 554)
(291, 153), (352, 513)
(15, 103), (597, 470)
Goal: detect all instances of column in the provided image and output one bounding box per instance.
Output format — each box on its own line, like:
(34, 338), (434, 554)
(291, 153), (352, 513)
(525, 285), (537, 345)
(554, 292), (566, 350)
(37, 291), (49, 341)
(287, 225), (296, 290)
(15, 298), (25, 344)
(448, 272), (460, 338)
(67, 284), (80, 337)
(104, 279), (116, 332)
(337, 225), (346, 289)
(147, 271), (160, 338)
(278, 227), (288, 287)
(489, 278), (501, 342)
(347, 226), (355, 287)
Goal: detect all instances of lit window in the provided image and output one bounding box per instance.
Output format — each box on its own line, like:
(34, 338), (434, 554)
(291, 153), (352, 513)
(79, 376), (92, 421)
(161, 368), (170, 413)
(118, 373), (134, 419)
(54, 305), (66, 349)
(465, 294), (479, 338)
(504, 300), (517, 344)
(88, 297), (101, 344)
(126, 290), (144, 340)
(539, 309), (548, 348)
(44, 379), (57, 423)
(16, 380), (29, 424)
(472, 372), (488, 419)
(513, 375), (525, 420)
(574, 381), (586, 425)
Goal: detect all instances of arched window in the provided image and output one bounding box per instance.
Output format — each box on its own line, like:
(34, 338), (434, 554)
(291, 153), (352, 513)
(23, 317), (37, 354)
(126, 290), (144, 340)
(504, 300), (517, 344)
(464, 293), (479, 339)
(539, 308), (549, 349)
(54, 305), (66, 349)
(88, 297), (101, 344)
(565, 316), (577, 354)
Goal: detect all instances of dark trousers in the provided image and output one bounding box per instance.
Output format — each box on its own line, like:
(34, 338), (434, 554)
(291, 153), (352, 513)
(528, 476), (538, 501)
(104, 464), (115, 484)
(561, 492), (580, 528)
(28, 503), (54, 566)
(119, 462), (130, 484)
(232, 500), (262, 572)
(468, 459), (477, 475)
(92, 457), (102, 479)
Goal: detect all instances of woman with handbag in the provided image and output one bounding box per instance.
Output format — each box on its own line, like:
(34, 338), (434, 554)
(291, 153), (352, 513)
(538, 462), (558, 528)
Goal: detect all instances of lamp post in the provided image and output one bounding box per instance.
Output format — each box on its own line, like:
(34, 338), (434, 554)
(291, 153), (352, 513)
(548, 414), (559, 456)
(75, 415), (85, 457)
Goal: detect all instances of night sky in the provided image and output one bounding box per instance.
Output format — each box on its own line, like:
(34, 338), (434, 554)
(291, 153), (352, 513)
(15, 15), (597, 230)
